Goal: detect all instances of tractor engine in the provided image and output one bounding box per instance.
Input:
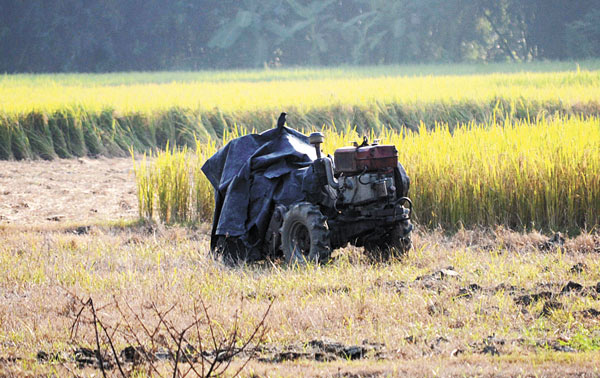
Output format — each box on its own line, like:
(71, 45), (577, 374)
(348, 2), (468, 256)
(300, 132), (413, 256)
(334, 143), (400, 207)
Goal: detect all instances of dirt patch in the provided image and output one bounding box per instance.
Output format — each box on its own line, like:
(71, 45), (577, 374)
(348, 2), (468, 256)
(31, 339), (385, 372)
(0, 157), (137, 226)
(257, 339), (385, 363)
(433, 226), (600, 254)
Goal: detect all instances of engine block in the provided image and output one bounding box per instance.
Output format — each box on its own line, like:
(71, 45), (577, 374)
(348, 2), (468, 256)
(337, 173), (396, 206)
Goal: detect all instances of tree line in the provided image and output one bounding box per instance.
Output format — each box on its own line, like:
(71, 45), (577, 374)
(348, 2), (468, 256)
(1, 0), (599, 73)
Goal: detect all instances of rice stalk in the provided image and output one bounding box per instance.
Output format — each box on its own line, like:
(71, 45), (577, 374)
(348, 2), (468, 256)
(133, 116), (599, 231)
(131, 150), (155, 220)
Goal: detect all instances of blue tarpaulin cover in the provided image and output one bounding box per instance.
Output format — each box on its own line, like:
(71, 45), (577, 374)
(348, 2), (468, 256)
(201, 125), (317, 253)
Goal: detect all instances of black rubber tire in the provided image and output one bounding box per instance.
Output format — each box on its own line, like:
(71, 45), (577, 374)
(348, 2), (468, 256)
(364, 222), (412, 261)
(280, 202), (331, 265)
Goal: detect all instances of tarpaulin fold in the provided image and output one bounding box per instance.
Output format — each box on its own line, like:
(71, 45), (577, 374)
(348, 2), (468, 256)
(201, 126), (317, 252)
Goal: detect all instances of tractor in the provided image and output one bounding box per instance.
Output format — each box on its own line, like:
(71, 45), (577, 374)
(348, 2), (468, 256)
(202, 113), (413, 264)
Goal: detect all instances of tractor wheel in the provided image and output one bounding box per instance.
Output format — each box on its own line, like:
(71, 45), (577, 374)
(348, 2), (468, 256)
(280, 202), (331, 265)
(364, 222), (412, 261)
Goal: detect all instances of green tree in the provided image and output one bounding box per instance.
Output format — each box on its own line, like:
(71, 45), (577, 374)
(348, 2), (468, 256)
(565, 10), (600, 58)
(1, 0), (600, 72)
(208, 0), (290, 67)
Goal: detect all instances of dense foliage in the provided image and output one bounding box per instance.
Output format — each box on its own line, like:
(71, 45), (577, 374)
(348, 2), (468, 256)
(1, 0), (599, 73)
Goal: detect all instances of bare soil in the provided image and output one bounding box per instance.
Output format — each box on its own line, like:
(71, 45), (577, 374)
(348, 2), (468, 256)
(0, 157), (137, 226)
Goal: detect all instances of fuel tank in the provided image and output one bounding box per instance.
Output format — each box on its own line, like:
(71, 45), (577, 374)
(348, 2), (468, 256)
(334, 145), (398, 174)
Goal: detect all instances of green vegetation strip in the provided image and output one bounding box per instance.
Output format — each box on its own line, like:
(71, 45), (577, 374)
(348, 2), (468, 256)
(1, 64), (599, 160)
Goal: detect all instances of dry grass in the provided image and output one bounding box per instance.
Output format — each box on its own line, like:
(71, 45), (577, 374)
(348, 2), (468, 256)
(1, 222), (599, 376)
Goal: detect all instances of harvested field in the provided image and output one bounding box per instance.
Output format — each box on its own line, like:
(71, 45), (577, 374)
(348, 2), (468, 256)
(0, 157), (137, 226)
(1, 158), (599, 377)
(1, 63), (599, 376)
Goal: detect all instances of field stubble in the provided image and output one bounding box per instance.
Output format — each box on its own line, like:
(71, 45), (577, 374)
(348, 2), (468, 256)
(0, 157), (137, 226)
(0, 153), (598, 375)
(0, 222), (599, 376)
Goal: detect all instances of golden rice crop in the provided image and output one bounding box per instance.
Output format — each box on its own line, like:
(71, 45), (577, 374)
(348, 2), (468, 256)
(134, 144), (192, 224)
(1, 64), (599, 159)
(134, 116), (599, 231)
(2, 71), (599, 115)
(133, 127), (247, 224)
(355, 116), (599, 231)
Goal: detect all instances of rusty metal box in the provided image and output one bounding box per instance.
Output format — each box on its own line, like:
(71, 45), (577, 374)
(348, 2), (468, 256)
(334, 145), (398, 174)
